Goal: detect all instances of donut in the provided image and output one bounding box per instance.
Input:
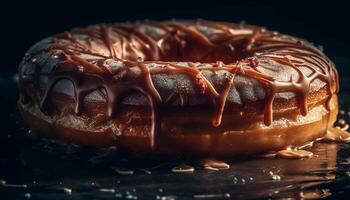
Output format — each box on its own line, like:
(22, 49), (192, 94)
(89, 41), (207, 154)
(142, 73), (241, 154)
(18, 20), (343, 157)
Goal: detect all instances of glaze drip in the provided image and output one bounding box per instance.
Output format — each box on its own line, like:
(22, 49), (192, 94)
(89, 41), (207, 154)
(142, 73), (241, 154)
(276, 148), (313, 159)
(319, 128), (350, 142)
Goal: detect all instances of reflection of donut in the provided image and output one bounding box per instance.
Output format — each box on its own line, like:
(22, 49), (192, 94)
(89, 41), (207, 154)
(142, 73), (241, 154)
(18, 20), (339, 157)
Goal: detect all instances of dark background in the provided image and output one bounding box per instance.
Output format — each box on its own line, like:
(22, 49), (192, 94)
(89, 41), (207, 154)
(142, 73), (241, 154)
(1, 1), (350, 199)
(1, 0), (350, 75)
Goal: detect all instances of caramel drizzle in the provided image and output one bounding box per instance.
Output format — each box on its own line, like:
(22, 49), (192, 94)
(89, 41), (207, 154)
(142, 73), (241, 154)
(19, 20), (338, 149)
(38, 57), (162, 149)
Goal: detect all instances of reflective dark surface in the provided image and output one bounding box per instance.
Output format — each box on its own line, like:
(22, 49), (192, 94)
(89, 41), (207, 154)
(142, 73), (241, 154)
(1, 1), (350, 199)
(0, 71), (350, 199)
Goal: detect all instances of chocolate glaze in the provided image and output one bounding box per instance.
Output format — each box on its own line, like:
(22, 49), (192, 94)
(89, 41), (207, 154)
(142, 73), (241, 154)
(276, 148), (313, 159)
(196, 158), (230, 170)
(171, 164), (194, 173)
(320, 128), (350, 142)
(18, 20), (339, 150)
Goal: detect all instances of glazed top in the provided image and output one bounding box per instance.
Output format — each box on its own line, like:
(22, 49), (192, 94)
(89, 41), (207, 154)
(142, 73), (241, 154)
(18, 20), (339, 147)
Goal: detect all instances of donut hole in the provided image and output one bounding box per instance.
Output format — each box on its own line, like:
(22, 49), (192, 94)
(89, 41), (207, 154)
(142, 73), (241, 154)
(78, 30), (255, 64)
(154, 38), (255, 64)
